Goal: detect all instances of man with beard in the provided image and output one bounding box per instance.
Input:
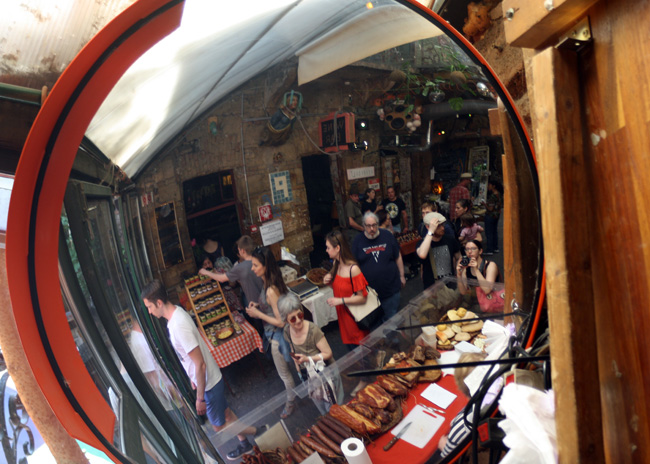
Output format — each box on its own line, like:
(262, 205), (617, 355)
(416, 212), (461, 290)
(352, 212), (406, 323)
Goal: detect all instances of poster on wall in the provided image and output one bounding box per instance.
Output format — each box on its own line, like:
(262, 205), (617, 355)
(269, 171), (293, 205)
(260, 219), (284, 246)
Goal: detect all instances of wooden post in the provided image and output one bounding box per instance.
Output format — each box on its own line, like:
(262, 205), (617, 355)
(493, 103), (524, 313)
(530, 47), (604, 463)
(0, 250), (90, 463)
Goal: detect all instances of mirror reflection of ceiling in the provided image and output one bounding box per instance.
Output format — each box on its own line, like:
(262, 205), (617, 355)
(84, 0), (444, 178)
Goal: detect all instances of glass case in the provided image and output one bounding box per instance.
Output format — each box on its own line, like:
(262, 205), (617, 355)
(213, 277), (524, 463)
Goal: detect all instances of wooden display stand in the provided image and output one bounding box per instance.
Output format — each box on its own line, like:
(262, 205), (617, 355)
(184, 274), (240, 346)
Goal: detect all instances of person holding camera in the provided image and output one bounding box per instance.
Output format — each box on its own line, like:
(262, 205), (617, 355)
(416, 212), (461, 290)
(456, 239), (500, 296)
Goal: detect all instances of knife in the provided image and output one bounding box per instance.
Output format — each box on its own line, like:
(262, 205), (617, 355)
(383, 421), (413, 451)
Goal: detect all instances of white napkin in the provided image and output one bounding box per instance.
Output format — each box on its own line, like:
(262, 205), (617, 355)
(421, 383), (458, 409)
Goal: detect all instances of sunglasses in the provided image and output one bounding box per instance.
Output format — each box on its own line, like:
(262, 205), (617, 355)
(288, 311), (304, 324)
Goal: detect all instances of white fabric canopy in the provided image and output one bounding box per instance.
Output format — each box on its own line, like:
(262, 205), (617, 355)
(86, 0), (444, 178)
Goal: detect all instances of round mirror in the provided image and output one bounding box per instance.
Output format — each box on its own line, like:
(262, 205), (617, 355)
(8, 0), (544, 462)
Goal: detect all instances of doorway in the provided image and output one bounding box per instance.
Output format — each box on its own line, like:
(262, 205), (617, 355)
(183, 170), (242, 264)
(302, 154), (335, 268)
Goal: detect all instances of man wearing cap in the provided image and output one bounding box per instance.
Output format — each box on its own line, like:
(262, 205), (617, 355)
(448, 173), (472, 221)
(416, 212), (461, 290)
(344, 184), (364, 243)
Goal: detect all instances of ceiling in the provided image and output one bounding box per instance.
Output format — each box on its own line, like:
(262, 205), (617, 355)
(2, 0), (482, 179)
(85, 0), (445, 178)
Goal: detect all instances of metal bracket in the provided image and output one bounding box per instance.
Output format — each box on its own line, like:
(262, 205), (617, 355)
(555, 17), (592, 52)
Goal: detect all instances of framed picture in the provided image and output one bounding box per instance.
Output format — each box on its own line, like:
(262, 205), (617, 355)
(155, 201), (184, 268)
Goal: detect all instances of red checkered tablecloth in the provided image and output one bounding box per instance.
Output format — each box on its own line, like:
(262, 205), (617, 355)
(201, 319), (264, 368)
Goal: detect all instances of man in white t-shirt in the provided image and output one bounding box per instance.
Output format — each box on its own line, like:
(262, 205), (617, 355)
(141, 280), (257, 461)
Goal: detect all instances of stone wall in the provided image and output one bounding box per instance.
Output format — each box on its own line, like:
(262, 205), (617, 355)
(137, 63), (389, 291)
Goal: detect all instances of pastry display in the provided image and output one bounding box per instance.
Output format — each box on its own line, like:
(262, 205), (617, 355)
(435, 307), (486, 350)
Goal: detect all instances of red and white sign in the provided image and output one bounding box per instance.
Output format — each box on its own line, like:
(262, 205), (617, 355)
(250, 225), (259, 234)
(258, 204), (273, 222)
(141, 192), (153, 207)
(368, 178), (380, 190)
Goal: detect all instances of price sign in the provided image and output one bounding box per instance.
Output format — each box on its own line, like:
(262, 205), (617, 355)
(260, 219), (284, 246)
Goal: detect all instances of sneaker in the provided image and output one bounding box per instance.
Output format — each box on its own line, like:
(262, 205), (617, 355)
(226, 441), (253, 461)
(254, 424), (270, 438)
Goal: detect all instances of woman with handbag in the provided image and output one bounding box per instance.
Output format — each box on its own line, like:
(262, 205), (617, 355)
(456, 240), (503, 312)
(323, 229), (370, 349)
(245, 246), (296, 419)
(278, 293), (343, 414)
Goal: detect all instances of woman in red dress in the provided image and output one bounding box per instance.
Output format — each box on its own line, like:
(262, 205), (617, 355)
(323, 229), (369, 348)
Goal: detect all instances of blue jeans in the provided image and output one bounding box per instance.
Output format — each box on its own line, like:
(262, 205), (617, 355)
(380, 291), (401, 322)
(484, 215), (499, 253)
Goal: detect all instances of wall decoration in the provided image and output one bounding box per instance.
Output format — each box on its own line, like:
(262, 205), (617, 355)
(258, 204), (273, 222)
(269, 170), (293, 205)
(318, 112), (355, 152)
(259, 90), (302, 146)
(347, 166), (375, 180)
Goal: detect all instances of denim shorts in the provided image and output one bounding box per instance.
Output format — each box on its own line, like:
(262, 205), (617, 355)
(205, 379), (227, 427)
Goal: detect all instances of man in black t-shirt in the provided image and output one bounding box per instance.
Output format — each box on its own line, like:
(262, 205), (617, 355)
(381, 186), (408, 233)
(352, 212), (406, 323)
(416, 212), (461, 290)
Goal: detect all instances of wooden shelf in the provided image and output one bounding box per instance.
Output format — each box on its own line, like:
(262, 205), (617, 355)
(195, 300), (226, 315)
(184, 276), (236, 344)
(184, 277), (212, 289)
(199, 312), (230, 325)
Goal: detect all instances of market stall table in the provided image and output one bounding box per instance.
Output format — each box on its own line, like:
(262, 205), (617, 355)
(201, 319), (263, 368)
(366, 375), (467, 464)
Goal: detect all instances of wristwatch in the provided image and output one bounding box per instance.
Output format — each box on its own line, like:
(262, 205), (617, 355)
(427, 231), (433, 236)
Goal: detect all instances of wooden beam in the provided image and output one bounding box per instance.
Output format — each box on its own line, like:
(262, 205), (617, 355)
(502, 0), (599, 49)
(530, 47), (604, 462)
(494, 102), (522, 308)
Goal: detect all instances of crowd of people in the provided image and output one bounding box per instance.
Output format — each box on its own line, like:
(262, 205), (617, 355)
(138, 173), (504, 460)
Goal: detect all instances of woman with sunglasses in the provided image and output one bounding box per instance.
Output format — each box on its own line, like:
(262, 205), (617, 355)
(322, 229), (369, 348)
(245, 246), (296, 419)
(278, 293), (343, 414)
(456, 239), (500, 296)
